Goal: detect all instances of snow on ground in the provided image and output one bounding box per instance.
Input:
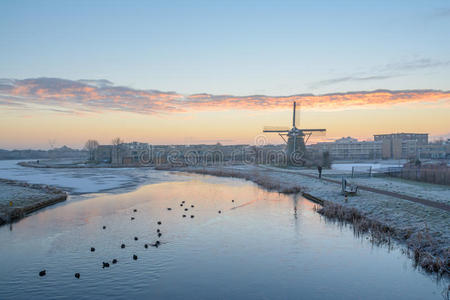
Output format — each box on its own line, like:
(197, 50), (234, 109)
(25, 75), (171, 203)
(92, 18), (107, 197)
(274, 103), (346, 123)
(331, 161), (406, 171)
(286, 166), (450, 206)
(0, 160), (186, 194)
(0, 182), (54, 206)
(0, 179), (67, 223)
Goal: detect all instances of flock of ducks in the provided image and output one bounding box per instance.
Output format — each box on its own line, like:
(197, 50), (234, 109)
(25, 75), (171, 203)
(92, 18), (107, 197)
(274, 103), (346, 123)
(38, 199), (236, 279)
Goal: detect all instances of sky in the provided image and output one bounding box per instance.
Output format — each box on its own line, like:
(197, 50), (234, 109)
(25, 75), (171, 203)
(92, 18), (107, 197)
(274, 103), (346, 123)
(0, 0), (449, 149)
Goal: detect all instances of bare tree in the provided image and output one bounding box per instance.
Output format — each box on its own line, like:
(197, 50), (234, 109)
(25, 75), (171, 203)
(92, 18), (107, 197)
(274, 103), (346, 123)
(112, 137), (123, 146)
(111, 137), (123, 165)
(84, 139), (99, 161)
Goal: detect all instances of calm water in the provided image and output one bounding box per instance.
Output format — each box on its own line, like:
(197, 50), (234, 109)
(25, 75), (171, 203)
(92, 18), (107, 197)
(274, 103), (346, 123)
(0, 172), (446, 299)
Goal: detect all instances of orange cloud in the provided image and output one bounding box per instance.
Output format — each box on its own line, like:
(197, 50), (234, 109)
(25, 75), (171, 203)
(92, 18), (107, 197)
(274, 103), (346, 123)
(1, 78), (449, 114)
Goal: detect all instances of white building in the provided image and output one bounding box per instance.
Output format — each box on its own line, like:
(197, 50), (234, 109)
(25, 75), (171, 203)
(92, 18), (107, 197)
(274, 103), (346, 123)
(308, 137), (382, 161)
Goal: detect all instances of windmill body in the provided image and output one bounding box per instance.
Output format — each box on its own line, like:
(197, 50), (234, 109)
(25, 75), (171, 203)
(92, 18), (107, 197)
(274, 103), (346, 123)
(263, 102), (326, 165)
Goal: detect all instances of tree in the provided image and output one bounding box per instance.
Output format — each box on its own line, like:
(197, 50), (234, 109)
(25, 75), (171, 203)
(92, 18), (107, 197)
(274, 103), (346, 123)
(84, 139), (99, 161)
(322, 151), (332, 168)
(112, 137), (123, 146)
(111, 137), (123, 165)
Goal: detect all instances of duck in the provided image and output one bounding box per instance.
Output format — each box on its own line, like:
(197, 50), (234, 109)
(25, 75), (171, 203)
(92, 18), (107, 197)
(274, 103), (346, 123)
(102, 226), (106, 229)
(91, 247), (95, 252)
(144, 244), (148, 249)
(133, 209), (137, 212)
(158, 233), (162, 237)
(167, 208), (172, 210)
(121, 244), (126, 249)
(157, 221), (162, 225)
(218, 210), (221, 214)
(184, 208), (188, 211)
(134, 237), (138, 241)
(131, 217), (135, 220)
(157, 229), (160, 233)
(190, 215), (194, 218)
(102, 262), (110, 268)
(74, 273), (80, 279)
(182, 214), (186, 218)
(133, 254), (138, 260)
(191, 205), (194, 208)
(112, 259), (118, 264)
(39, 270), (46, 277)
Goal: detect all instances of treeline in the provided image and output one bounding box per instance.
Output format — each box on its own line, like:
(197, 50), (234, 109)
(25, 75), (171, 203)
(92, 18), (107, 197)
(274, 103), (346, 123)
(0, 146), (88, 160)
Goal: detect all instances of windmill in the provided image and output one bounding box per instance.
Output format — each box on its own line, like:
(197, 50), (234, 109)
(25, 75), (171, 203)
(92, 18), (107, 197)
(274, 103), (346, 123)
(263, 102), (326, 165)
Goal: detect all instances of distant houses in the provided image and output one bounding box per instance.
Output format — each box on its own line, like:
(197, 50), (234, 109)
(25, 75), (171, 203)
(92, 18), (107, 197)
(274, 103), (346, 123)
(307, 133), (450, 161)
(90, 133), (449, 167)
(308, 137), (383, 161)
(92, 142), (278, 166)
(94, 142), (151, 166)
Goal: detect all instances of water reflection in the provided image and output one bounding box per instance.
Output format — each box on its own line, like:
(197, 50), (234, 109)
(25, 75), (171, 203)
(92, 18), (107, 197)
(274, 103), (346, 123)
(0, 173), (446, 299)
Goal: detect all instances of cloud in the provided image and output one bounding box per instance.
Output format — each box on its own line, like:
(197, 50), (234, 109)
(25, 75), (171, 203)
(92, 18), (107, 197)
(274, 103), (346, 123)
(382, 58), (450, 72)
(0, 77), (449, 114)
(77, 79), (114, 88)
(309, 58), (450, 89)
(310, 75), (397, 89)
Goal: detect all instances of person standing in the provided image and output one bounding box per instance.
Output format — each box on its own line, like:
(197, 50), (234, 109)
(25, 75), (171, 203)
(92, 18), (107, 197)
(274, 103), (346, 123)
(317, 165), (322, 179)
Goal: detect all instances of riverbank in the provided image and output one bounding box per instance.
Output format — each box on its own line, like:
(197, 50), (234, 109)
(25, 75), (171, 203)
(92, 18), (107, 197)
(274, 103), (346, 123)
(164, 165), (449, 276)
(18, 160), (152, 168)
(0, 179), (67, 225)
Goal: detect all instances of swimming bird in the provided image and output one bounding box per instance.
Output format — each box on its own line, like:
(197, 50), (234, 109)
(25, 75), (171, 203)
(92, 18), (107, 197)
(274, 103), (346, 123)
(182, 214), (186, 218)
(157, 229), (160, 233)
(91, 247), (95, 252)
(133, 254), (138, 260)
(191, 215), (194, 218)
(218, 210), (221, 214)
(182, 201), (185, 203)
(167, 208), (172, 210)
(112, 259), (118, 264)
(133, 209), (137, 212)
(134, 237), (138, 241)
(157, 221), (162, 225)
(121, 244), (126, 248)
(191, 205), (194, 208)
(144, 244), (148, 248)
(232, 200), (234, 203)
(131, 217), (135, 220)
(39, 270), (46, 277)
(184, 208), (188, 211)
(102, 226), (106, 229)
(158, 233), (162, 237)
(102, 262), (110, 268)
(74, 273), (80, 279)
(180, 204), (183, 206)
